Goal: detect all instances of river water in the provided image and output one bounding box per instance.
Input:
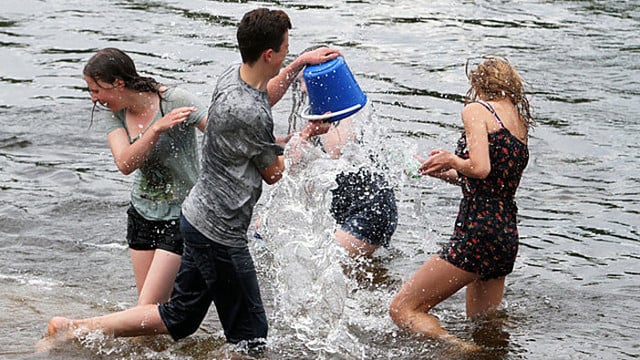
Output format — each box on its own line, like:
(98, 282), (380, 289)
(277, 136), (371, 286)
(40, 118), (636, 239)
(1, 1), (638, 359)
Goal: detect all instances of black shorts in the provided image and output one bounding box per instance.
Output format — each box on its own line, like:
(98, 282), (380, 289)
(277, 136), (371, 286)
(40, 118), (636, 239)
(158, 215), (268, 346)
(330, 169), (398, 247)
(126, 205), (183, 255)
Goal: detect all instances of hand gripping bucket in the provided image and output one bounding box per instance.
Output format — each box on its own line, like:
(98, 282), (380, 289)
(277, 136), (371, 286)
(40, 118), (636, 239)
(301, 56), (368, 122)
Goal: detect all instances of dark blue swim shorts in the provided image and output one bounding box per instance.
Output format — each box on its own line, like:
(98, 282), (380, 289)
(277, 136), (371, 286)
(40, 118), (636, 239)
(330, 169), (398, 247)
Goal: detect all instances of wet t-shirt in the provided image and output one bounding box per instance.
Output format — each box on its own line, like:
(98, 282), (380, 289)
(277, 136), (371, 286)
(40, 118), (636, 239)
(181, 64), (284, 247)
(104, 87), (207, 221)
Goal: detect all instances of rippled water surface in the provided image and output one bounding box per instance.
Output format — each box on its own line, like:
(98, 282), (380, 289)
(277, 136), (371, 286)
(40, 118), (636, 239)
(1, 1), (639, 359)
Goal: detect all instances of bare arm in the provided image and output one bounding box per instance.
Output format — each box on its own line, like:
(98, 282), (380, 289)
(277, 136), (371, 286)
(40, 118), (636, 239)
(414, 154), (459, 184)
(284, 120), (332, 166)
(258, 155), (285, 185)
(267, 47), (341, 106)
(429, 168), (461, 184)
(257, 111), (331, 186)
(421, 103), (491, 181)
(275, 133), (294, 147)
(108, 107), (197, 175)
(195, 114), (207, 132)
(318, 117), (358, 159)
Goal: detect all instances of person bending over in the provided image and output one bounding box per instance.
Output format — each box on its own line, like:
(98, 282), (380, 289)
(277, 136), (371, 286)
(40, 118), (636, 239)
(84, 47), (207, 305)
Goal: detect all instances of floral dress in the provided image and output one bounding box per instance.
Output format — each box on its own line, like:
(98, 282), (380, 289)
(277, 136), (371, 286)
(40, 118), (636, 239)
(438, 101), (529, 280)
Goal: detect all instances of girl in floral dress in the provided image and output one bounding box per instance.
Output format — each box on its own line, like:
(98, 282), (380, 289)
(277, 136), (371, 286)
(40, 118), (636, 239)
(389, 56), (535, 350)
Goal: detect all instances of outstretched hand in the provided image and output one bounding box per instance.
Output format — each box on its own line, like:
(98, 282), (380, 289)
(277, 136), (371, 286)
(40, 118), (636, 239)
(415, 149), (450, 175)
(412, 149), (453, 176)
(413, 149), (460, 184)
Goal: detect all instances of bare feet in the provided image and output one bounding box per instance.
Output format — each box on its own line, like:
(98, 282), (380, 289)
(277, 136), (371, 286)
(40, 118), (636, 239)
(34, 317), (77, 353)
(440, 334), (483, 353)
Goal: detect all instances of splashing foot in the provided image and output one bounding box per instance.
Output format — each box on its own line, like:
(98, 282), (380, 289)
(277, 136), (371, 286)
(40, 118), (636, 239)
(34, 317), (77, 353)
(441, 334), (483, 354)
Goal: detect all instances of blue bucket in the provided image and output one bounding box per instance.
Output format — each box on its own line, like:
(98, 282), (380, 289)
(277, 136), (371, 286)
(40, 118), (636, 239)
(302, 56), (367, 122)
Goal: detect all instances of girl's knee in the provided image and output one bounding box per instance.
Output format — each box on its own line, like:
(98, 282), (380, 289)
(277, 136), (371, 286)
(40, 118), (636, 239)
(389, 297), (411, 328)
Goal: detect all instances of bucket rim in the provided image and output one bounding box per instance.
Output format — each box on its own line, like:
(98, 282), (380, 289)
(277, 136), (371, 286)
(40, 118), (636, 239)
(299, 103), (362, 121)
(302, 56), (345, 76)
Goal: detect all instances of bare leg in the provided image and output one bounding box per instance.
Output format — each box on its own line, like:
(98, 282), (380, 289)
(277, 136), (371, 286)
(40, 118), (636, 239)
(335, 229), (379, 259)
(465, 277), (505, 317)
(130, 249), (155, 297)
(137, 249), (181, 305)
(389, 256), (481, 351)
(36, 304), (168, 352)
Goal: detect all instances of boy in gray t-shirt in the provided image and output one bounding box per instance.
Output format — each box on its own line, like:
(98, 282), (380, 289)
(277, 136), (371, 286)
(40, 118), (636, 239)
(180, 63), (283, 248)
(163, 9), (339, 345)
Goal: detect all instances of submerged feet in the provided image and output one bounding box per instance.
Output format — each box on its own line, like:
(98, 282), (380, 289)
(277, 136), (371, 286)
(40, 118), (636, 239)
(440, 333), (483, 354)
(34, 317), (77, 353)
(389, 309), (483, 355)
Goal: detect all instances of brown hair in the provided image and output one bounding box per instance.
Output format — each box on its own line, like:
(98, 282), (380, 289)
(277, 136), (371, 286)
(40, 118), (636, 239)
(83, 48), (166, 126)
(465, 56), (535, 128)
(83, 48), (162, 95)
(237, 8), (291, 64)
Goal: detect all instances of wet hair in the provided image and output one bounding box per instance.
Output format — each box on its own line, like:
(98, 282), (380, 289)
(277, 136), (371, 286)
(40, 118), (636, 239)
(83, 48), (164, 126)
(237, 8), (291, 65)
(465, 56), (535, 128)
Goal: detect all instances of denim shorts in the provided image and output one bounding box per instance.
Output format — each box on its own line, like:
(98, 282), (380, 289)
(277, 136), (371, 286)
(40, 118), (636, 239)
(158, 215), (268, 346)
(126, 205), (183, 255)
(330, 169), (398, 247)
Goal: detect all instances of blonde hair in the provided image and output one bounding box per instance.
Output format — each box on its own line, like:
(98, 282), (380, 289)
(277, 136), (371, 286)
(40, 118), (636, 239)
(465, 56), (535, 128)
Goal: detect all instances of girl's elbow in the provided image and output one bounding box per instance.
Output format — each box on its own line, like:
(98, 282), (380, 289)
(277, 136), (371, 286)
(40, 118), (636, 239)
(115, 162), (134, 175)
(466, 163), (490, 179)
(119, 168), (134, 176)
(477, 166), (491, 179)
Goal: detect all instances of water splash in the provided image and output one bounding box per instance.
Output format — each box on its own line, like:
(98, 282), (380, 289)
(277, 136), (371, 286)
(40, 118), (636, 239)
(254, 160), (354, 355)
(251, 79), (413, 357)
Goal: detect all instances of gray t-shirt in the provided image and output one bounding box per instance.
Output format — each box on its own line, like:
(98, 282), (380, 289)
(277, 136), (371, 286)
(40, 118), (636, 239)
(181, 64), (284, 247)
(104, 87), (207, 221)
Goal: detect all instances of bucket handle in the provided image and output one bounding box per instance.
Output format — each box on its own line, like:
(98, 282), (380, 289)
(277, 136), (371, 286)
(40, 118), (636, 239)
(300, 104), (362, 121)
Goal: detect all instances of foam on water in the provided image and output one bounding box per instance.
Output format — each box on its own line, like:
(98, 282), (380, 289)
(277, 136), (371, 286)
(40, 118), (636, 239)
(0, 273), (63, 290)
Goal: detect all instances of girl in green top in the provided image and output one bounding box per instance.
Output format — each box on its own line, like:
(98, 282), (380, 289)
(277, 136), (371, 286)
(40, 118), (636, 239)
(83, 48), (208, 305)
